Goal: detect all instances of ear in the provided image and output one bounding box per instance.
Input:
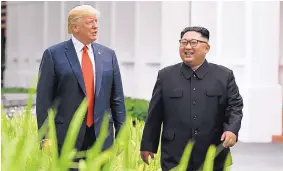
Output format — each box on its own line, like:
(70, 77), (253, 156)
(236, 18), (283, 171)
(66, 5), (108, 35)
(72, 24), (79, 33)
(205, 43), (210, 54)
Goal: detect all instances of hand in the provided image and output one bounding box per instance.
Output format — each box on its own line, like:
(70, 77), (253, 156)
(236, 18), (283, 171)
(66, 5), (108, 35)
(140, 151), (155, 165)
(221, 131), (237, 148)
(40, 139), (53, 154)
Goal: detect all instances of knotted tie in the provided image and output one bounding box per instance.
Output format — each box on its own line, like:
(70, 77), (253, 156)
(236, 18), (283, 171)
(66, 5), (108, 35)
(81, 45), (94, 127)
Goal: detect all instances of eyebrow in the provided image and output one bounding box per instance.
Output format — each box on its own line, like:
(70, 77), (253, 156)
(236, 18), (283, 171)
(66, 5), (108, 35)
(182, 38), (208, 42)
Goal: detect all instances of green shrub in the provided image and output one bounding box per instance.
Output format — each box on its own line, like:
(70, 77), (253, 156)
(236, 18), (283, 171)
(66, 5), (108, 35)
(1, 87), (149, 121)
(1, 92), (162, 171)
(125, 97), (149, 121)
(1, 87), (31, 93)
(1, 90), (227, 171)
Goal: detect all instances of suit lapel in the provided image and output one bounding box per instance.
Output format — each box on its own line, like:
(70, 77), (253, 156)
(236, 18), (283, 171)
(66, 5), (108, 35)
(65, 39), (86, 96)
(92, 43), (103, 98)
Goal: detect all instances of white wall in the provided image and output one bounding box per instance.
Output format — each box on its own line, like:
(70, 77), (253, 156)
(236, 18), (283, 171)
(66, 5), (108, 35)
(4, 1), (283, 142)
(279, 2), (283, 106)
(190, 1), (282, 142)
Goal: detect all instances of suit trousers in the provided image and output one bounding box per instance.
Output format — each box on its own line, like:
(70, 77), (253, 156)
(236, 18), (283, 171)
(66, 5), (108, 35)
(81, 124), (96, 151)
(70, 124), (96, 171)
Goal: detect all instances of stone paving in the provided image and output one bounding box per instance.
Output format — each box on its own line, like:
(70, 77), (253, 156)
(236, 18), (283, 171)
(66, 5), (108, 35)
(230, 142), (283, 171)
(1, 93), (36, 107)
(1, 93), (283, 171)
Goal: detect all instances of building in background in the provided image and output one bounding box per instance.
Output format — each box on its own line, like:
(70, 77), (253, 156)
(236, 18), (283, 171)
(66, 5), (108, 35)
(1, 1), (6, 87)
(2, 1), (283, 143)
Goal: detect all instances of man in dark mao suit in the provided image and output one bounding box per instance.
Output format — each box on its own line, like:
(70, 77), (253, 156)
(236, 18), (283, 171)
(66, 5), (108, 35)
(140, 26), (243, 171)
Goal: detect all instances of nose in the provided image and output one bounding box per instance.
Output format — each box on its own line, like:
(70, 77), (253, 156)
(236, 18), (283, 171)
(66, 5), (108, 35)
(185, 43), (192, 49)
(92, 21), (98, 29)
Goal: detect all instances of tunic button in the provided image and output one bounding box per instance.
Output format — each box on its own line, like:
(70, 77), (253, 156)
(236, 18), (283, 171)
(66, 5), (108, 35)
(194, 129), (199, 134)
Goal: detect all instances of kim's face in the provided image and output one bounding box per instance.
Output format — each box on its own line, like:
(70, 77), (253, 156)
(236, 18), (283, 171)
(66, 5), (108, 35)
(179, 31), (210, 67)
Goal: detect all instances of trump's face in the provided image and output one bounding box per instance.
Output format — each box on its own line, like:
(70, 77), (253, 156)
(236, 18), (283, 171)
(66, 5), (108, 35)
(74, 14), (98, 44)
(179, 31), (210, 67)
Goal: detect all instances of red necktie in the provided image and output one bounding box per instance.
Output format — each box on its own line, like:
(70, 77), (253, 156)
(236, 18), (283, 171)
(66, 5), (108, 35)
(81, 45), (94, 127)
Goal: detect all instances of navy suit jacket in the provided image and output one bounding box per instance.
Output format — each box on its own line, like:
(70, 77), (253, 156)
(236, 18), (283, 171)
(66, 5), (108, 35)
(36, 39), (126, 151)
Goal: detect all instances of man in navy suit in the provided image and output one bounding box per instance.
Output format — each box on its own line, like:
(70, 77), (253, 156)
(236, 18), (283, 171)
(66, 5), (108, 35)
(36, 5), (126, 155)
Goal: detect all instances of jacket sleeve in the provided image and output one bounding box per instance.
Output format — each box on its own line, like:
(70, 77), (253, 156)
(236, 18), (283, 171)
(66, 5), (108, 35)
(110, 50), (126, 137)
(223, 70), (243, 138)
(140, 71), (163, 153)
(36, 49), (55, 131)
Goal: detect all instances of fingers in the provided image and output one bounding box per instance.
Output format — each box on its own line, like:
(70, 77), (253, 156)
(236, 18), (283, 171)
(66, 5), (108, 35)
(140, 152), (149, 165)
(221, 131), (237, 148)
(221, 132), (226, 141)
(140, 151), (155, 165)
(223, 135), (236, 148)
(229, 138), (236, 147)
(149, 152), (154, 159)
(223, 135), (230, 147)
(41, 139), (53, 149)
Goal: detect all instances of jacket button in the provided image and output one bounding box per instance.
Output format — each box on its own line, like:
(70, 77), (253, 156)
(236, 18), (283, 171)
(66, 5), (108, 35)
(194, 129), (198, 134)
(193, 116), (197, 120)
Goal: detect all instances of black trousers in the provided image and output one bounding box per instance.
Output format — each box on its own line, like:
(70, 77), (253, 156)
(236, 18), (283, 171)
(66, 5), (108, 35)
(80, 125), (96, 151)
(214, 168), (225, 171)
(70, 125), (96, 171)
(190, 168), (225, 171)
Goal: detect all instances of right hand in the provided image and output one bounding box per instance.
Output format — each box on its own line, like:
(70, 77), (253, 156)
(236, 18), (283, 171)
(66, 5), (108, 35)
(40, 139), (53, 154)
(140, 151), (155, 165)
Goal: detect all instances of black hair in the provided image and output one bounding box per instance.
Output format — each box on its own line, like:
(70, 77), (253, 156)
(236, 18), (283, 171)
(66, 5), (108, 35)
(180, 26), (210, 40)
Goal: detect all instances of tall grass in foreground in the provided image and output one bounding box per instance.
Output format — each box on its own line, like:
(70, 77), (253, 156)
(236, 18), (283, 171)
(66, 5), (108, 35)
(1, 91), (230, 171)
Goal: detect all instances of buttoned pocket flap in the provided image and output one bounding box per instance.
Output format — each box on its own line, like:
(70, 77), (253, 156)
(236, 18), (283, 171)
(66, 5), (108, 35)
(162, 130), (175, 141)
(167, 89), (183, 98)
(206, 89), (222, 96)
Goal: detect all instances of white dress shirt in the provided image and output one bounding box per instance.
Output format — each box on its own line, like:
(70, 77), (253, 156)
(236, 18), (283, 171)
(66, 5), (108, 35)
(71, 35), (96, 90)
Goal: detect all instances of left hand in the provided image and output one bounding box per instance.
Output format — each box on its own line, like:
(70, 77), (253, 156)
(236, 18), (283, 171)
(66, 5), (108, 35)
(221, 131), (237, 148)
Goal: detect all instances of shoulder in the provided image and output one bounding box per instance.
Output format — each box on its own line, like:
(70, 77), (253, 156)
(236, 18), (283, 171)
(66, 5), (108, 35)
(159, 62), (182, 76)
(93, 42), (115, 53)
(208, 62), (233, 75)
(93, 42), (118, 61)
(40, 41), (67, 61)
(45, 41), (67, 53)
(207, 62), (238, 85)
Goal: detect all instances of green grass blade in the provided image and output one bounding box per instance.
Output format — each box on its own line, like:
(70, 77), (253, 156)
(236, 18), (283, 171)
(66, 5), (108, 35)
(170, 141), (194, 171)
(202, 145), (217, 171)
(59, 98), (87, 171)
(86, 113), (109, 160)
(47, 109), (59, 171)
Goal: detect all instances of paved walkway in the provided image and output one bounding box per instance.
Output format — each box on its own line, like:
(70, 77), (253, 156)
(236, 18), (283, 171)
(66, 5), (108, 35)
(1, 93), (36, 107)
(230, 142), (283, 171)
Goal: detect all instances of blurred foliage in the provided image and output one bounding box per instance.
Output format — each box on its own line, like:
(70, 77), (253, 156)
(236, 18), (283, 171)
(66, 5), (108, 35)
(1, 88), (230, 171)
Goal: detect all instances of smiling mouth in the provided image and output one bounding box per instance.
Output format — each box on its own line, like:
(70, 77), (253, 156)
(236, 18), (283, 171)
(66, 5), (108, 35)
(184, 51), (194, 56)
